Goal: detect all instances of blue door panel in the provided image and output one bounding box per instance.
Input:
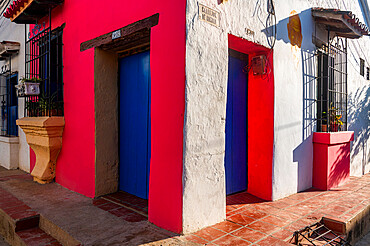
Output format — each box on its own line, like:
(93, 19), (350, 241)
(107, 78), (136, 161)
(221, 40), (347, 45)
(119, 51), (151, 199)
(6, 74), (18, 137)
(225, 53), (247, 195)
(8, 106), (18, 136)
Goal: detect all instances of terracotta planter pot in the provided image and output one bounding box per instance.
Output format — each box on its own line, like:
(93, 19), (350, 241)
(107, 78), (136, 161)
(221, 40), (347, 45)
(16, 117), (64, 184)
(321, 124), (328, 132)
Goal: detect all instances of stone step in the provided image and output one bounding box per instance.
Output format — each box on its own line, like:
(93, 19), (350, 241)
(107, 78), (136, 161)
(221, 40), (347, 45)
(38, 216), (80, 246)
(322, 203), (370, 245)
(0, 187), (78, 246)
(0, 187), (40, 245)
(292, 204), (370, 246)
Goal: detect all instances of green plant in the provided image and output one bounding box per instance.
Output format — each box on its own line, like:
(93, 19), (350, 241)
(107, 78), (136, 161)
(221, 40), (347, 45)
(19, 77), (42, 83)
(324, 104), (343, 126)
(38, 92), (57, 111)
(25, 91), (59, 117)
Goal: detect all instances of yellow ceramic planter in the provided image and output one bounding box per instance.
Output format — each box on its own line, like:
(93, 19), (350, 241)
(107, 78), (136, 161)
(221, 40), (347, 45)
(17, 117), (65, 184)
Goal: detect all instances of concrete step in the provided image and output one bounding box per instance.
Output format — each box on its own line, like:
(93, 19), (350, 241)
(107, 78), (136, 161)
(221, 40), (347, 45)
(322, 203), (370, 245)
(0, 187), (79, 246)
(292, 204), (370, 245)
(0, 186), (40, 245)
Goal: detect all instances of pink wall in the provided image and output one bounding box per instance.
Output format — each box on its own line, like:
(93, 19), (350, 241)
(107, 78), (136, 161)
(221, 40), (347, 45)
(228, 35), (274, 201)
(313, 132), (354, 190)
(35, 0), (186, 233)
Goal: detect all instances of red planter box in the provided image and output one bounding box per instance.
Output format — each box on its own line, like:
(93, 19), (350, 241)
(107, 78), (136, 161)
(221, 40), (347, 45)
(312, 131), (354, 190)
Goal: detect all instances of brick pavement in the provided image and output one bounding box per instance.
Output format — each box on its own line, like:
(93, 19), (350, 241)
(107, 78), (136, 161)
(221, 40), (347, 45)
(183, 174), (370, 245)
(0, 165), (368, 245)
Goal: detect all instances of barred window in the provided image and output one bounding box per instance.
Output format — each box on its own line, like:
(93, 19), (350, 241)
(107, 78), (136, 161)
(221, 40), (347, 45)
(25, 25), (63, 117)
(316, 37), (347, 132)
(0, 72), (18, 136)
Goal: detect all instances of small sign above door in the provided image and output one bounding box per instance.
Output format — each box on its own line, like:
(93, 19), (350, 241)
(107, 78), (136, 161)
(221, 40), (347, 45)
(112, 30), (122, 40)
(199, 3), (220, 28)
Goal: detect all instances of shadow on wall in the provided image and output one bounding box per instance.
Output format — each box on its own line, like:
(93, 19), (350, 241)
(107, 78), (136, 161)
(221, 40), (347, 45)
(348, 86), (370, 174)
(254, 0), (277, 49)
(264, 9), (317, 141)
(293, 135), (313, 191)
(328, 143), (350, 189)
(263, 9), (317, 141)
(301, 50), (317, 141)
(263, 9), (317, 192)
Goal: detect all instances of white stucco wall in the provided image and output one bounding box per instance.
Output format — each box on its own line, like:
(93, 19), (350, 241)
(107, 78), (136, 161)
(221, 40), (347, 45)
(183, 0), (271, 233)
(184, 0), (370, 233)
(0, 136), (19, 169)
(347, 36), (370, 176)
(272, 0), (317, 200)
(272, 0), (370, 200)
(0, 18), (30, 172)
(340, 0), (370, 177)
(273, 0), (370, 200)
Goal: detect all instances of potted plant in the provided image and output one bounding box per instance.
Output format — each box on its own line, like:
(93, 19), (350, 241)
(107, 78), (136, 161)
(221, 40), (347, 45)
(321, 121), (328, 132)
(321, 111), (328, 132)
(34, 92), (58, 116)
(15, 77), (42, 97)
(24, 86), (63, 117)
(327, 105), (343, 132)
(20, 77), (42, 83)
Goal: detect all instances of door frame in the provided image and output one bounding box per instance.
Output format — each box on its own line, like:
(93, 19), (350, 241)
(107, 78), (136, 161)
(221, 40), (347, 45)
(227, 34), (274, 201)
(92, 15), (158, 198)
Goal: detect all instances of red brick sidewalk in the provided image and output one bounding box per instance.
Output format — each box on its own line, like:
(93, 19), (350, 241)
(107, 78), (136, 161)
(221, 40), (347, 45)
(0, 166), (368, 245)
(184, 174), (370, 245)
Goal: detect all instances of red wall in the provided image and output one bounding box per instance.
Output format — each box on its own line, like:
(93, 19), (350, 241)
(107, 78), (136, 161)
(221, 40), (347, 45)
(33, 0), (186, 233)
(30, 148), (35, 172)
(228, 35), (274, 201)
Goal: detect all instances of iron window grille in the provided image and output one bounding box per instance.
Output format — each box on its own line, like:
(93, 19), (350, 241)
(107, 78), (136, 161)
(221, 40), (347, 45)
(0, 72), (18, 137)
(25, 25), (63, 117)
(360, 58), (365, 76)
(316, 36), (348, 132)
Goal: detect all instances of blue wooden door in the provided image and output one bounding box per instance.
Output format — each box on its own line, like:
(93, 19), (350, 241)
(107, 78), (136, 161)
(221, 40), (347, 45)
(225, 50), (248, 195)
(119, 51), (151, 199)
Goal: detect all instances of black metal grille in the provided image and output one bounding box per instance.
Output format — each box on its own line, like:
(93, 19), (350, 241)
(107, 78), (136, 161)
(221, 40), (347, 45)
(0, 71), (18, 137)
(25, 25), (63, 117)
(316, 36), (348, 132)
(293, 221), (351, 246)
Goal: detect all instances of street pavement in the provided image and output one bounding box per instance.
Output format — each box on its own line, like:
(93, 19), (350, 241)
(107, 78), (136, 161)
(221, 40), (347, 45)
(355, 231), (370, 246)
